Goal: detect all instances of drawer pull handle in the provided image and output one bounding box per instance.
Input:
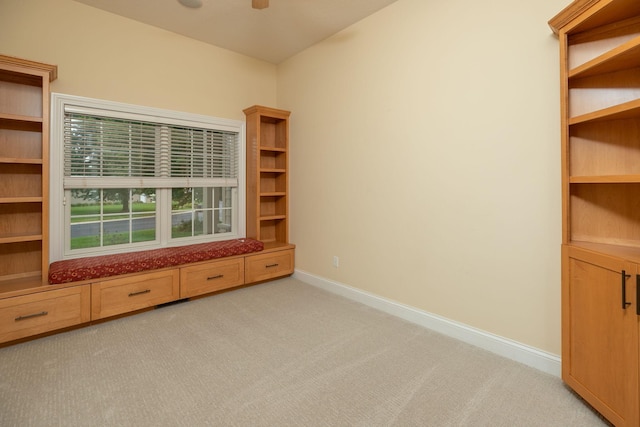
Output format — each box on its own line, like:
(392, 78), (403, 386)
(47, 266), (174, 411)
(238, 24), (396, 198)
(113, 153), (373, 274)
(637, 275), (640, 316)
(129, 289), (151, 297)
(207, 274), (224, 280)
(622, 270), (632, 309)
(266, 263), (279, 268)
(15, 311), (48, 322)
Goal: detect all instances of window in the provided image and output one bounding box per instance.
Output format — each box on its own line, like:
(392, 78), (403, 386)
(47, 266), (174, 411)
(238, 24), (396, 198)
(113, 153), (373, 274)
(50, 94), (245, 261)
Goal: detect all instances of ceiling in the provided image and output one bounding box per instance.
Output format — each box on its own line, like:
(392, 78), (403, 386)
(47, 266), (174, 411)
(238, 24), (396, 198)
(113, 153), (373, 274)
(73, 0), (400, 64)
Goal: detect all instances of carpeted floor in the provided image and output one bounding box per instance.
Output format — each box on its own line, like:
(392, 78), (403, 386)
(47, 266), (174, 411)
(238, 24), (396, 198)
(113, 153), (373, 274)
(0, 277), (608, 426)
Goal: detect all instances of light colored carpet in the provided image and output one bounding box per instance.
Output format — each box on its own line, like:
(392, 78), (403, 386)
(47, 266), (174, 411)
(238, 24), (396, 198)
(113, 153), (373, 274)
(0, 277), (607, 426)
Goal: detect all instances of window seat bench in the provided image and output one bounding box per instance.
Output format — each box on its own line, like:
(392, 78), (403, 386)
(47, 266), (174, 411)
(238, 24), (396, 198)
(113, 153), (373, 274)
(0, 239), (294, 345)
(48, 238), (265, 285)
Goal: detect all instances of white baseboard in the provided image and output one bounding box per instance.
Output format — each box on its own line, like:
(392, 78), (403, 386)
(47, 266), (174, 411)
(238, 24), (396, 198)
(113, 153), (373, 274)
(293, 269), (561, 377)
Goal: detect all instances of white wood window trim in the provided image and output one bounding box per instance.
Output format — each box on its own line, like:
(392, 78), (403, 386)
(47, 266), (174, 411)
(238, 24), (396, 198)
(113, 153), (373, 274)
(50, 93), (246, 262)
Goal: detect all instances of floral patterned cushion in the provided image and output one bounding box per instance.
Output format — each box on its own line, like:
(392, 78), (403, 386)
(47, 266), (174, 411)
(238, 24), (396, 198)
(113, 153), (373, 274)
(48, 239), (264, 285)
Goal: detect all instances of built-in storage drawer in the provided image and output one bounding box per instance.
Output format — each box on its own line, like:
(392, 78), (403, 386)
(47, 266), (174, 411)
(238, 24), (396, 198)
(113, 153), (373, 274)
(0, 285), (90, 344)
(91, 269), (179, 320)
(180, 257), (244, 298)
(245, 249), (294, 283)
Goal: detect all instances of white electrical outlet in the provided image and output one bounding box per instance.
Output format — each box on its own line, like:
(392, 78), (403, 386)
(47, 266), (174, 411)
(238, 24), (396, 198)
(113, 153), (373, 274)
(332, 256), (339, 268)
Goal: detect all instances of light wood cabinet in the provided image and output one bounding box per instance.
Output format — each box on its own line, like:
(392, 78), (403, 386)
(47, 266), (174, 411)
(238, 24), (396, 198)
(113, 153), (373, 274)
(562, 246), (639, 426)
(244, 105), (290, 245)
(0, 80), (296, 344)
(243, 105), (295, 283)
(550, 1), (640, 425)
(0, 55), (56, 287)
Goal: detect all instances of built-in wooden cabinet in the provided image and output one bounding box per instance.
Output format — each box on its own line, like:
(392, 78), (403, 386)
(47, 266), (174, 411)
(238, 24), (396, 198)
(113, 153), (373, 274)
(0, 68), (295, 346)
(0, 55), (56, 289)
(244, 105), (291, 246)
(0, 247), (295, 345)
(562, 246), (639, 426)
(550, 1), (640, 425)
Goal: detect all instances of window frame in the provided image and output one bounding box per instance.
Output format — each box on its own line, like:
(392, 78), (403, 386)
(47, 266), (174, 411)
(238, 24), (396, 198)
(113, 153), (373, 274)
(50, 93), (245, 261)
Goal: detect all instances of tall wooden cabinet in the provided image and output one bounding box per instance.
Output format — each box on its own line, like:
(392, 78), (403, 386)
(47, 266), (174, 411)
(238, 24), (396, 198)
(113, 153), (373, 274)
(244, 105), (291, 246)
(550, 1), (640, 425)
(0, 55), (56, 290)
(243, 105), (295, 281)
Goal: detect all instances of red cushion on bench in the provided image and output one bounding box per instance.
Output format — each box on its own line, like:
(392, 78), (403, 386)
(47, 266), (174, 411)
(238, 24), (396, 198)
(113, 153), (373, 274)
(48, 239), (264, 284)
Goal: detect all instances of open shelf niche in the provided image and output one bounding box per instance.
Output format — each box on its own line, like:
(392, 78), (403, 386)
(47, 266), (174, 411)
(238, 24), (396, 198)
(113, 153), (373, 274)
(243, 105), (291, 248)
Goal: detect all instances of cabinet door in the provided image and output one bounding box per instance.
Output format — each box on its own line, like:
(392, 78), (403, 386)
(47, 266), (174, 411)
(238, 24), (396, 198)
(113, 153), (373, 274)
(563, 245), (639, 426)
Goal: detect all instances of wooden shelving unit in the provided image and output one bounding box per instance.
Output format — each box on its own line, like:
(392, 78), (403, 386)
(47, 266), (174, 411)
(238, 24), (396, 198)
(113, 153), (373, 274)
(550, 1), (640, 425)
(244, 105), (291, 246)
(0, 55), (57, 287)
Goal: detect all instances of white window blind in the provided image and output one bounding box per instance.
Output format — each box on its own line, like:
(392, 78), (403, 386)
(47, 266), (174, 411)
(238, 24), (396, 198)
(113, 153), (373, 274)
(63, 112), (239, 189)
(168, 126), (238, 180)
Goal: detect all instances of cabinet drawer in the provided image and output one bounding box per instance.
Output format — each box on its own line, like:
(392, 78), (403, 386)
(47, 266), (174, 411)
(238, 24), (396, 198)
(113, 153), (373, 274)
(91, 269), (179, 320)
(0, 285), (90, 344)
(180, 257), (245, 298)
(245, 249), (294, 283)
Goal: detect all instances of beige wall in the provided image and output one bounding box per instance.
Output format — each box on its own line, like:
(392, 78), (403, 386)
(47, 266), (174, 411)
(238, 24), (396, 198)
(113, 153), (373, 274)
(0, 0), (277, 121)
(278, 0), (568, 354)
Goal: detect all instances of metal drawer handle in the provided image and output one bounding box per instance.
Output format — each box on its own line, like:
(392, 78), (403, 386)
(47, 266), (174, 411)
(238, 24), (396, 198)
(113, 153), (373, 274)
(207, 274), (224, 280)
(637, 275), (640, 316)
(622, 270), (631, 310)
(15, 311), (48, 322)
(129, 289), (151, 297)
(266, 263), (279, 268)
